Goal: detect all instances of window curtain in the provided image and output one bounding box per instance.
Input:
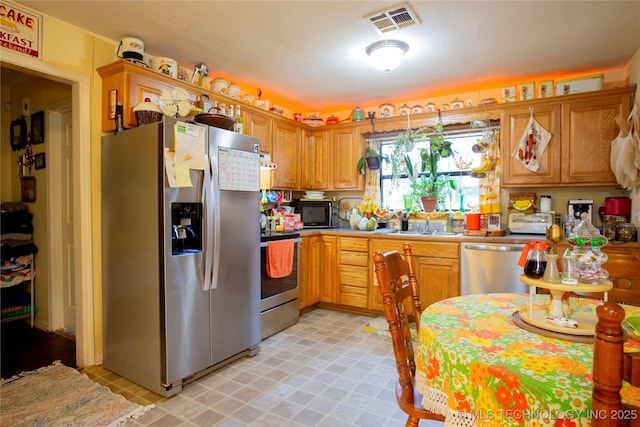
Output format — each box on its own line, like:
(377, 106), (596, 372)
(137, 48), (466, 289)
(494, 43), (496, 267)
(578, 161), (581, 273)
(479, 128), (501, 213)
(361, 140), (381, 215)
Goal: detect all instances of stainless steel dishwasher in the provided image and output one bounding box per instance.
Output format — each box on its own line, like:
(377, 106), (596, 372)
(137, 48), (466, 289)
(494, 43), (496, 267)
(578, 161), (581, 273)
(460, 242), (528, 295)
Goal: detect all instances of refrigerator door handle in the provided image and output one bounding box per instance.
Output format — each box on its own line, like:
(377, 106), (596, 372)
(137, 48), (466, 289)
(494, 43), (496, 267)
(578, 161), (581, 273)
(209, 151), (221, 290)
(202, 152), (214, 291)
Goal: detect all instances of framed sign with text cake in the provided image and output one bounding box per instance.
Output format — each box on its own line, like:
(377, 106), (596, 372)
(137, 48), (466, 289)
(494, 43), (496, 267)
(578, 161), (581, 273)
(0, 2), (42, 59)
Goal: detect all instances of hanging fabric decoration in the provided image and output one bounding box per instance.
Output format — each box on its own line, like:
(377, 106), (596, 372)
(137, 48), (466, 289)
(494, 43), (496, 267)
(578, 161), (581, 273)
(479, 128), (501, 214)
(361, 140), (381, 215)
(512, 108), (551, 172)
(609, 101), (640, 189)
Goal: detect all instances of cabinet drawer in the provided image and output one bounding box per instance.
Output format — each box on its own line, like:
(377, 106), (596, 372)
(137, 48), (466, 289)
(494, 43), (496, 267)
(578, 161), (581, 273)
(371, 239), (459, 259)
(339, 285), (368, 308)
(339, 237), (368, 252)
(340, 265), (368, 288)
(340, 250), (369, 266)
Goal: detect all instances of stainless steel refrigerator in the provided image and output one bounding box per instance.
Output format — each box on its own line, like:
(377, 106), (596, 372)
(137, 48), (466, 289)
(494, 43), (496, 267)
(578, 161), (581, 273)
(101, 116), (261, 396)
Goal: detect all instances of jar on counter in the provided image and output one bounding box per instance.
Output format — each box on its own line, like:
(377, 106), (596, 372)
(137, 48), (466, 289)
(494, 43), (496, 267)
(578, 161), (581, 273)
(617, 223), (638, 242)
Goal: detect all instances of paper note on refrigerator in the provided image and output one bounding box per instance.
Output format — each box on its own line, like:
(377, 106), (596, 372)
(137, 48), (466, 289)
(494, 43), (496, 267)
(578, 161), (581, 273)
(164, 148), (192, 187)
(174, 123), (206, 170)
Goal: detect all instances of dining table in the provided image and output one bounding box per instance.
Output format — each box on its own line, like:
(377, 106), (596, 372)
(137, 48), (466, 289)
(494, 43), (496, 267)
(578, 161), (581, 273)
(414, 293), (640, 427)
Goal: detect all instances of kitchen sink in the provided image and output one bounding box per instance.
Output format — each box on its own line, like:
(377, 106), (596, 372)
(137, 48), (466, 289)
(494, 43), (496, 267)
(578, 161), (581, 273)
(424, 231), (460, 236)
(375, 229), (460, 237)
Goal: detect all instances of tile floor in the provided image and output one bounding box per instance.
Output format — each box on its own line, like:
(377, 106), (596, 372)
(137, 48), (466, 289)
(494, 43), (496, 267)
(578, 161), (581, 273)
(83, 308), (433, 427)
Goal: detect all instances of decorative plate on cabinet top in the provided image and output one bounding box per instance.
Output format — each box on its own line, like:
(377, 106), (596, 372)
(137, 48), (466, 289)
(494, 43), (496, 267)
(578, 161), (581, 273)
(450, 99), (464, 109)
(158, 87), (192, 117)
(411, 105), (424, 114)
(425, 102), (436, 112)
(398, 104), (411, 116)
(379, 102), (394, 118)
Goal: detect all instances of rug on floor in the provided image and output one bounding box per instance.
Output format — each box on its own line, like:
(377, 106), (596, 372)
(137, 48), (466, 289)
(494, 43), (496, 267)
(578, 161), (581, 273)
(0, 360), (153, 427)
(361, 316), (418, 341)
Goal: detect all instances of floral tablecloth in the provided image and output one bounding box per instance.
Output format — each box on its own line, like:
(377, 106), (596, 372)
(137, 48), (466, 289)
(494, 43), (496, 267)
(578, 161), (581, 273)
(415, 293), (640, 427)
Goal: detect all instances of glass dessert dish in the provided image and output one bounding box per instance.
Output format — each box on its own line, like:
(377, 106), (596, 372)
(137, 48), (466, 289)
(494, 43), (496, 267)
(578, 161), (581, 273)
(566, 213), (608, 284)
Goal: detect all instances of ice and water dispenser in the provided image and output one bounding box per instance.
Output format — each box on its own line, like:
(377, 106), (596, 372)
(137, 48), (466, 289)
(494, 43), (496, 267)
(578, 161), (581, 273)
(171, 203), (203, 254)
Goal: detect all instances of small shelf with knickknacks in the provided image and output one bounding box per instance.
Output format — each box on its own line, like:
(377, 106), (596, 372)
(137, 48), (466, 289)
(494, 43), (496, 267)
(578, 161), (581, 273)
(1, 202), (38, 327)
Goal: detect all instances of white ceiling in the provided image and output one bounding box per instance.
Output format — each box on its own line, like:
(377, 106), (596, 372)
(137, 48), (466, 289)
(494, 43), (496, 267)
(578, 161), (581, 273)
(13, 1), (640, 111)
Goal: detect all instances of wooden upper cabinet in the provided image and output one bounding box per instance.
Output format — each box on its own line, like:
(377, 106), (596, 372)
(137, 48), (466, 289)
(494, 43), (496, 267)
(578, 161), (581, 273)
(271, 118), (301, 189)
(501, 103), (562, 186)
(97, 61), (196, 132)
(501, 85), (635, 187)
(561, 93), (632, 185)
(301, 130), (330, 190)
(245, 110), (272, 154)
(330, 126), (365, 190)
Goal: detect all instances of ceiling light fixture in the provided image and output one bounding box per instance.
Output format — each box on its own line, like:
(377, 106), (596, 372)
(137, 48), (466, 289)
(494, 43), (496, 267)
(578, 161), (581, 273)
(365, 39), (409, 73)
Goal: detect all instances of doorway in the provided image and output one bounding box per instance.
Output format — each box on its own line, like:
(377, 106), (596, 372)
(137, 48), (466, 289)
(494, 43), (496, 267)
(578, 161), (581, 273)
(1, 50), (94, 368)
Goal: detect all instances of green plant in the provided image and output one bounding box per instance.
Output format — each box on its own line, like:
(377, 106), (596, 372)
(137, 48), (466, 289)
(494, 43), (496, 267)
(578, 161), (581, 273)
(390, 119), (454, 187)
(357, 145), (389, 175)
(410, 174), (456, 199)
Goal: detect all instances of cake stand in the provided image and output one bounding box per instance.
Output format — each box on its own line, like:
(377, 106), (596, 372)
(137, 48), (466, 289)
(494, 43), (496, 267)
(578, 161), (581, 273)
(513, 274), (612, 343)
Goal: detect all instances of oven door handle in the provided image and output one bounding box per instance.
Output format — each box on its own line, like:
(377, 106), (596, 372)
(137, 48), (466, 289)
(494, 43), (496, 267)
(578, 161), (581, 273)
(260, 237), (302, 248)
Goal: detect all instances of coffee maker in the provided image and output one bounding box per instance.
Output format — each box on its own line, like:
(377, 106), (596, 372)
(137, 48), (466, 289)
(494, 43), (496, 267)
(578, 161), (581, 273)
(567, 200), (593, 223)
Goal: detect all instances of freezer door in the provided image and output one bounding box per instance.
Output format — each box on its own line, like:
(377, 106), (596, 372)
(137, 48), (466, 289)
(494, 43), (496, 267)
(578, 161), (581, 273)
(163, 118), (212, 386)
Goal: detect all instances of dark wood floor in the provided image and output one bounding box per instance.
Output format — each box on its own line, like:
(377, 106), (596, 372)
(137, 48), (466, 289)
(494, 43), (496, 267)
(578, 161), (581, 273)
(1, 320), (76, 379)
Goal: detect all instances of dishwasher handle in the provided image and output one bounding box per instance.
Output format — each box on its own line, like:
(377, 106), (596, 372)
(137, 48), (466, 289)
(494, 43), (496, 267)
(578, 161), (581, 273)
(463, 243), (525, 252)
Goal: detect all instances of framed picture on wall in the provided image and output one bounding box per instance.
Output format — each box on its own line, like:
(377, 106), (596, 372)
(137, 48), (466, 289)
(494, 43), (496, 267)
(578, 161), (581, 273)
(20, 176), (36, 203)
(31, 111), (44, 144)
(10, 117), (27, 151)
(35, 153), (46, 170)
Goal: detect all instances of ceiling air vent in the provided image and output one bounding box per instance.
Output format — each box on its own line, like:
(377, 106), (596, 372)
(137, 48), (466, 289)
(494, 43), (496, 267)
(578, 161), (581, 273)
(367, 4), (420, 34)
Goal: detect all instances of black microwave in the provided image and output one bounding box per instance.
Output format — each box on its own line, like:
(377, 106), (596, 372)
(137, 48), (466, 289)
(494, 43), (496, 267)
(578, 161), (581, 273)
(293, 199), (337, 228)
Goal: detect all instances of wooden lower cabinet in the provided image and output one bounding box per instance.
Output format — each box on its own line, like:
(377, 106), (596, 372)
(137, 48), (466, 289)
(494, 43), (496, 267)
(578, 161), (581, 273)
(337, 237), (369, 308)
(319, 235), (338, 304)
(299, 235), (321, 310)
(555, 244), (640, 305)
(369, 239), (459, 313)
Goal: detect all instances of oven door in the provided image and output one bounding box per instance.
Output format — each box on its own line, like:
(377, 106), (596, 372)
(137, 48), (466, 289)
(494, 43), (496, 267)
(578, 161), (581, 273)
(260, 239), (299, 310)
(259, 237), (300, 339)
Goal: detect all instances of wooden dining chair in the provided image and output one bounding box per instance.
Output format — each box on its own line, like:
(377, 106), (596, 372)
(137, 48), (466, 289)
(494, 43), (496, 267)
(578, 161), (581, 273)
(592, 301), (640, 426)
(373, 243), (445, 427)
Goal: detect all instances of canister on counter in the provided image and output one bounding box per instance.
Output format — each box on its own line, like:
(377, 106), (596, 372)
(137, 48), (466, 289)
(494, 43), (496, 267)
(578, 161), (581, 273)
(539, 195), (552, 212)
(617, 223), (637, 242)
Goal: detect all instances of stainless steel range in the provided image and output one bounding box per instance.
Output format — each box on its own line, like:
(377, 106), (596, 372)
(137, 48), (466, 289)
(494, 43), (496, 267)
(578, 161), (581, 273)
(259, 231), (300, 339)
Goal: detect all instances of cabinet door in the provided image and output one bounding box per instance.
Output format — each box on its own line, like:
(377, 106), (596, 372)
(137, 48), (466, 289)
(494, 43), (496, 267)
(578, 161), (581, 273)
(246, 111), (272, 154)
(331, 127), (365, 190)
(299, 235), (321, 310)
(369, 239), (459, 312)
(319, 236), (338, 303)
(501, 103), (562, 186)
(413, 256), (459, 310)
(271, 119), (301, 189)
(561, 95), (631, 185)
(301, 130), (330, 190)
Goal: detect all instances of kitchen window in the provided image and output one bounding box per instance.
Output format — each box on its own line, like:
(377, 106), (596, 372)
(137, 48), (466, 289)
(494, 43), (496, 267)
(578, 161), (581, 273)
(377, 126), (499, 211)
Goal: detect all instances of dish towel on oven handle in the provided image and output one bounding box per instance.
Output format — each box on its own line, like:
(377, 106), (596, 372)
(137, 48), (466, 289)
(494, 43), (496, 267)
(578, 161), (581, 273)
(512, 108), (552, 172)
(266, 239), (294, 279)
(610, 101), (640, 189)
